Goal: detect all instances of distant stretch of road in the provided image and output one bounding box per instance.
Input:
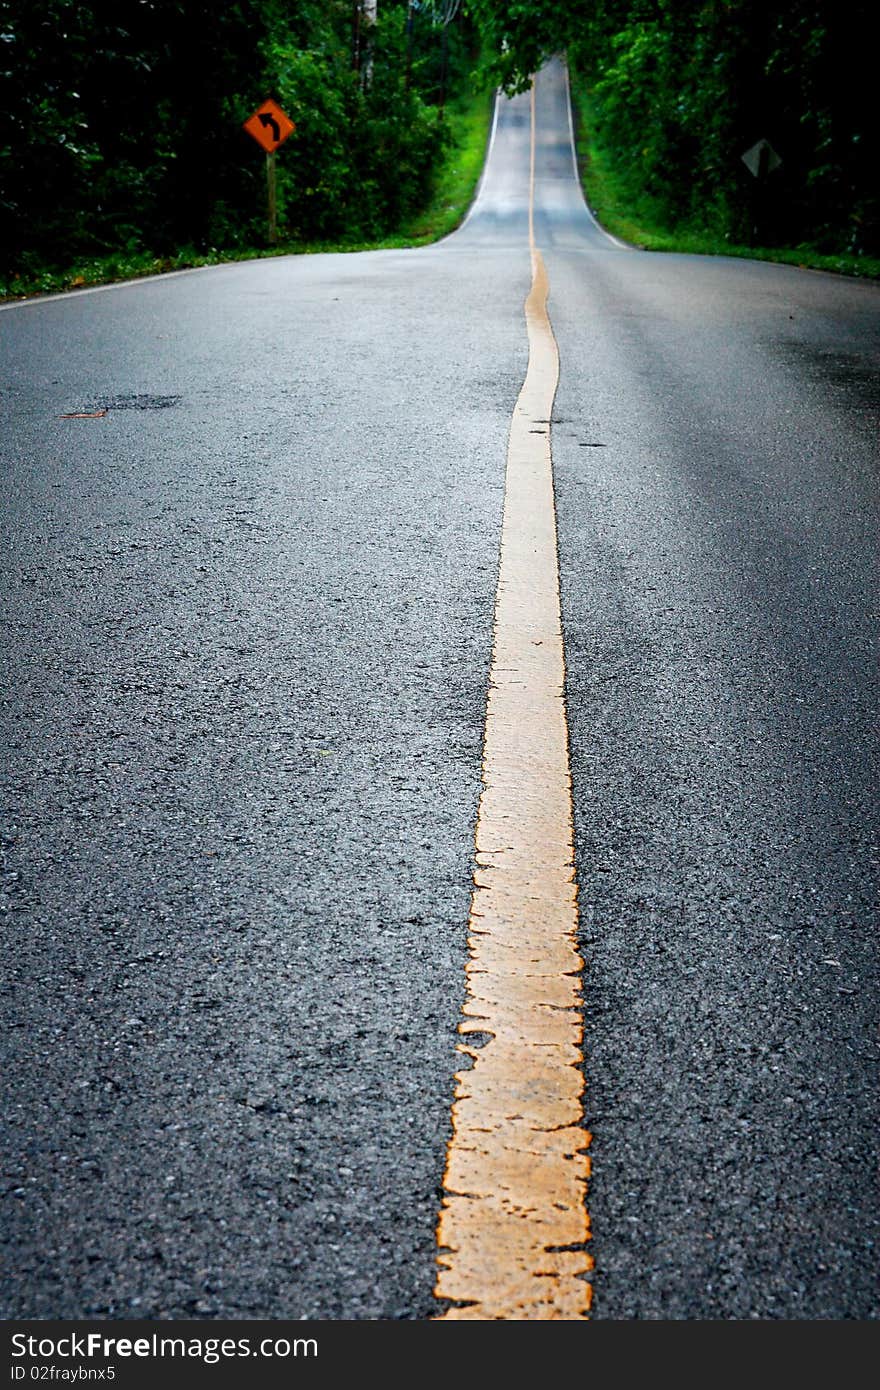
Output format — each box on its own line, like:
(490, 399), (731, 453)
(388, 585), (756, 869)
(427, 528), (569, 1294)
(1, 58), (877, 1319)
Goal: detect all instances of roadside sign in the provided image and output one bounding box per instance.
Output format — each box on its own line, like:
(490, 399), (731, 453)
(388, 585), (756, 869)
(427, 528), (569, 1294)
(741, 138), (782, 179)
(243, 99), (295, 153)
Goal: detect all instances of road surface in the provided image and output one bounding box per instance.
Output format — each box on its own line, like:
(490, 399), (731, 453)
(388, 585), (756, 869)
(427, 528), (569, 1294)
(1, 59), (878, 1319)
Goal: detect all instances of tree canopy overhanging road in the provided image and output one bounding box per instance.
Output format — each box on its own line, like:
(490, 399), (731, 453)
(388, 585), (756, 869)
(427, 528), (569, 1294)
(1, 59), (878, 1320)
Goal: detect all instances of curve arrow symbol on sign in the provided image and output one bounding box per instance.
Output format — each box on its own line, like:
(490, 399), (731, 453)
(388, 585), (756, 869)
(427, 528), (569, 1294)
(258, 112), (281, 144)
(243, 99), (294, 152)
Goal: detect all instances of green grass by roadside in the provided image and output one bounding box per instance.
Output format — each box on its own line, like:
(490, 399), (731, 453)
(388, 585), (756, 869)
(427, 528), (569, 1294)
(391, 88), (495, 245)
(0, 87), (494, 302)
(569, 69), (880, 281)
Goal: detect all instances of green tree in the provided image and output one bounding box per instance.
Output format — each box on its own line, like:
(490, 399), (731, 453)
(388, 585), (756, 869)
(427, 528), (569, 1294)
(466, 0), (877, 254)
(0, 0), (475, 276)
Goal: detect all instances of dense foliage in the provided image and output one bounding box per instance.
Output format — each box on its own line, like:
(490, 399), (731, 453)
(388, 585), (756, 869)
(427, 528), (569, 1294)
(0, 1), (476, 277)
(2, 2), (872, 275)
(469, 0), (877, 255)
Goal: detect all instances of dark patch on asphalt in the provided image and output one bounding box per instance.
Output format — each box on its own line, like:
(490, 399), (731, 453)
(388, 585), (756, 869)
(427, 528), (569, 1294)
(88, 394), (182, 412)
(769, 340), (880, 418)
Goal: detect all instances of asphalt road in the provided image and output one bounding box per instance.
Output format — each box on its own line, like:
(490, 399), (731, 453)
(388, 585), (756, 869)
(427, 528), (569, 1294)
(2, 59), (878, 1320)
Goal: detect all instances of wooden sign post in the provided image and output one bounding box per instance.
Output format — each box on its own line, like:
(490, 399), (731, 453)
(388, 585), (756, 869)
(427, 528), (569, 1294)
(266, 151), (277, 243)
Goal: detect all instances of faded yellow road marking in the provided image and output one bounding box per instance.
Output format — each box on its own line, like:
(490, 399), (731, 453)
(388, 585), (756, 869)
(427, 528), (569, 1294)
(434, 80), (591, 1321)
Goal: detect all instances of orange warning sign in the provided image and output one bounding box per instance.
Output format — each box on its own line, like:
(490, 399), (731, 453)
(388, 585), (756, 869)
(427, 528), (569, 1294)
(243, 99), (295, 153)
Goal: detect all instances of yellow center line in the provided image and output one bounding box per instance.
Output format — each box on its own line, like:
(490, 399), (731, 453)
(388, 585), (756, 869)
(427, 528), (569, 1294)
(434, 76), (592, 1321)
